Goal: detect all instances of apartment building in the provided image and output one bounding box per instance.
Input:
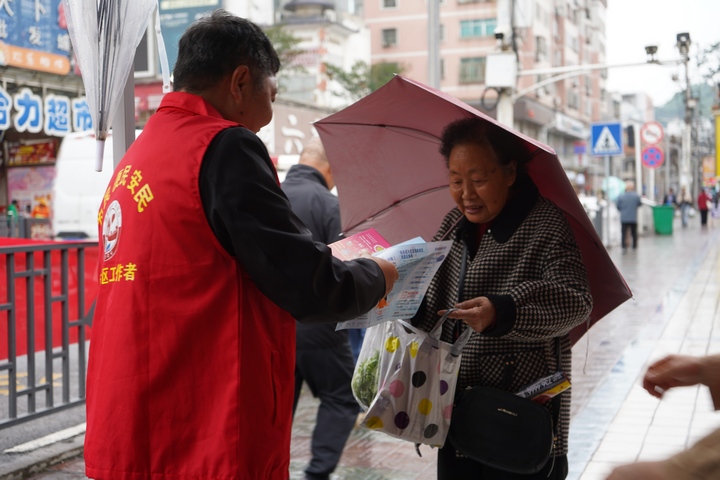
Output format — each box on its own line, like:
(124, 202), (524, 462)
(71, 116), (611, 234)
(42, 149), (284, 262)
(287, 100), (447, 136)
(364, 0), (609, 172)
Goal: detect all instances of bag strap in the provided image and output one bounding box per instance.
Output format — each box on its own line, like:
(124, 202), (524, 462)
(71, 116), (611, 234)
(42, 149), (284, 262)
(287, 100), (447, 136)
(398, 310), (472, 356)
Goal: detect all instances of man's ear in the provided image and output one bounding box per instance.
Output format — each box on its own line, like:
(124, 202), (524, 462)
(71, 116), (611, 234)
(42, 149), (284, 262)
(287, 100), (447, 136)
(229, 65), (251, 101)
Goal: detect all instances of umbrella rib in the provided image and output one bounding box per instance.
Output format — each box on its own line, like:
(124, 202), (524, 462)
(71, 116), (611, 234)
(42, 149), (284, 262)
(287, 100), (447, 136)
(319, 122), (441, 142)
(344, 185), (448, 233)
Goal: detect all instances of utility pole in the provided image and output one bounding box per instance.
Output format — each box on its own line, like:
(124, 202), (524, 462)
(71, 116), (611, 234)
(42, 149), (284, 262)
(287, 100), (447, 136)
(677, 32), (692, 195)
(427, 0), (440, 89)
(494, 0), (515, 127)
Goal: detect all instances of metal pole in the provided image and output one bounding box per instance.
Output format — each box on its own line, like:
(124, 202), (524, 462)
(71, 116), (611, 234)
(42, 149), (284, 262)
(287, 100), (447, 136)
(427, 0), (440, 89)
(112, 67), (136, 170)
(604, 155), (610, 246)
(634, 125), (643, 233)
(495, 0), (514, 128)
(678, 34), (692, 195)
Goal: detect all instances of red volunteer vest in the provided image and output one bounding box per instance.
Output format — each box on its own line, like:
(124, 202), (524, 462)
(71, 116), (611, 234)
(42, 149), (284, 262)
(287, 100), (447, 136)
(85, 93), (296, 480)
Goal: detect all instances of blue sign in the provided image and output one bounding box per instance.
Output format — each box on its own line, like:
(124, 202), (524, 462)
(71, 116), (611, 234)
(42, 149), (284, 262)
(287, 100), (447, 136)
(0, 0), (71, 56)
(590, 122), (623, 157)
(159, 1), (220, 73)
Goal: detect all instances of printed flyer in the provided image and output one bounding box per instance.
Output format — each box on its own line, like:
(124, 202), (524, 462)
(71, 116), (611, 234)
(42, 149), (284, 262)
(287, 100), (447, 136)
(330, 231), (452, 330)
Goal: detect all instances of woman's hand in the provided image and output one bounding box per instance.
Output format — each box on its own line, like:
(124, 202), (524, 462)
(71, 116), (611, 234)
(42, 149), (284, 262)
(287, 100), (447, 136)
(439, 297), (496, 333)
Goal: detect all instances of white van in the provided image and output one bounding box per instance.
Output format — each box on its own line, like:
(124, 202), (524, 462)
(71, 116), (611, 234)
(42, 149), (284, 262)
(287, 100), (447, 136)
(52, 130), (141, 240)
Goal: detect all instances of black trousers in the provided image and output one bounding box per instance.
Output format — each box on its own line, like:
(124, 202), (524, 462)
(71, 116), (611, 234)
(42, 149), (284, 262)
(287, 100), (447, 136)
(700, 209), (709, 226)
(621, 222), (637, 249)
(293, 342), (359, 479)
(438, 441), (568, 480)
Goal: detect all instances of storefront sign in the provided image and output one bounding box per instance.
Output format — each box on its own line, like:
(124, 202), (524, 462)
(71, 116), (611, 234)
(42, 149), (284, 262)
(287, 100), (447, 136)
(0, 40), (70, 74)
(0, 0), (72, 74)
(6, 138), (57, 166)
(0, 86), (92, 137)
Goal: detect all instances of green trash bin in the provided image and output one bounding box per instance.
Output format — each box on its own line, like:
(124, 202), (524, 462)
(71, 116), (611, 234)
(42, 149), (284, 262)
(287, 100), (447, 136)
(652, 205), (674, 235)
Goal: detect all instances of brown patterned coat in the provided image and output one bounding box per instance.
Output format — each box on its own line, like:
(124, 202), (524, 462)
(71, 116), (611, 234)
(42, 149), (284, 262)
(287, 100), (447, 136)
(412, 178), (592, 457)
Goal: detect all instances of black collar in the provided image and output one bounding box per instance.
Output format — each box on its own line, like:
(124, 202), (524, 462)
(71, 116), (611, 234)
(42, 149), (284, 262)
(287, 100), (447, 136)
(285, 164), (329, 189)
(456, 175), (539, 244)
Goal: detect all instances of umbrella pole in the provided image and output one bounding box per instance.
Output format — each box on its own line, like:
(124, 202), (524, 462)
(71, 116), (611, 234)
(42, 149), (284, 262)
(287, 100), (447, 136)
(113, 68), (135, 170)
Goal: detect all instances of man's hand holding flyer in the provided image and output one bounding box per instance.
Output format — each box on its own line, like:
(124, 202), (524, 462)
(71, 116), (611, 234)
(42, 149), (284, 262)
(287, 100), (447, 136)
(329, 229), (452, 330)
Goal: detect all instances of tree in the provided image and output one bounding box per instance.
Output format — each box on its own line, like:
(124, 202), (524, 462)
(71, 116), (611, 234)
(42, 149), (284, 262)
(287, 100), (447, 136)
(324, 61), (405, 101)
(697, 41), (720, 85)
(263, 25), (306, 92)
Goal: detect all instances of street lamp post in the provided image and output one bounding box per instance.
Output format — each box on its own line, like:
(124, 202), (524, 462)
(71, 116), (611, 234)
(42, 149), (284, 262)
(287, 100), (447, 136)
(677, 32), (692, 195)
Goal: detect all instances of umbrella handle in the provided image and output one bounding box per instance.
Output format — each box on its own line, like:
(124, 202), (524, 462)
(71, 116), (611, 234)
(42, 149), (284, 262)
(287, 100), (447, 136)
(95, 139), (106, 172)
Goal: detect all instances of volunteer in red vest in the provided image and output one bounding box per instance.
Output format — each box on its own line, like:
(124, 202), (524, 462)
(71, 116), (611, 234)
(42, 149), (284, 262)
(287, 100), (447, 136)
(84, 10), (398, 480)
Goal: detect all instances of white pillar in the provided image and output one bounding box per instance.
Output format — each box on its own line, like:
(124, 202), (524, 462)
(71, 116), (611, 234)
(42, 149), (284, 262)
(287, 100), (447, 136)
(427, 0), (440, 89)
(112, 67), (136, 170)
(496, 91), (514, 128)
(634, 124), (643, 232)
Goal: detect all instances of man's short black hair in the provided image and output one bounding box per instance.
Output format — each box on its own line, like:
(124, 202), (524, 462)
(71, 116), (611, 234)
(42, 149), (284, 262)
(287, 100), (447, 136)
(173, 9), (280, 93)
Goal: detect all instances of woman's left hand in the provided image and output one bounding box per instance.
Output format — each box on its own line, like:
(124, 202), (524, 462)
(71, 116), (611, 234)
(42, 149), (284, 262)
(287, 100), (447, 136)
(439, 297), (496, 333)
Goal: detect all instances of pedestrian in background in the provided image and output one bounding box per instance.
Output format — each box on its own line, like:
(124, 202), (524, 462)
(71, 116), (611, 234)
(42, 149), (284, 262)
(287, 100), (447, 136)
(662, 188), (677, 207)
(83, 11), (398, 480)
(697, 188), (711, 228)
(616, 180), (642, 252)
(679, 186), (692, 227)
(606, 353), (720, 479)
(282, 138), (360, 480)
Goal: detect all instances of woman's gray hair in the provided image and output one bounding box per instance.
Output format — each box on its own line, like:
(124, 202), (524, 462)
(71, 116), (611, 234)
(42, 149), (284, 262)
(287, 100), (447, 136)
(439, 117), (530, 176)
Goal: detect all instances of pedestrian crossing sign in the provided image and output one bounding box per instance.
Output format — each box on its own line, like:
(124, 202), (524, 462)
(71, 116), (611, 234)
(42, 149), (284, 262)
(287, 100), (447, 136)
(590, 122), (622, 156)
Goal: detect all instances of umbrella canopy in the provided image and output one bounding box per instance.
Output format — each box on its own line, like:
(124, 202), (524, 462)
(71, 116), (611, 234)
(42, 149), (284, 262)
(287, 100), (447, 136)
(315, 75), (631, 344)
(63, 0), (156, 171)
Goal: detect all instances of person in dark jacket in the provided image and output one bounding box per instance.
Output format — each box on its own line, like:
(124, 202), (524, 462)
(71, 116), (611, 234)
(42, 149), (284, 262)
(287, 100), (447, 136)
(616, 181), (642, 251)
(282, 138), (359, 480)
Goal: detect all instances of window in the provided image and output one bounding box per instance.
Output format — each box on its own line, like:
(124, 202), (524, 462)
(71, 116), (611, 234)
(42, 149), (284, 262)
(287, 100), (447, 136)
(383, 0), (397, 7)
(568, 90), (578, 110)
(440, 24), (445, 42)
(459, 19), (496, 38)
(382, 28), (397, 48)
(440, 59), (445, 80)
(535, 36), (547, 62)
(459, 57), (486, 83)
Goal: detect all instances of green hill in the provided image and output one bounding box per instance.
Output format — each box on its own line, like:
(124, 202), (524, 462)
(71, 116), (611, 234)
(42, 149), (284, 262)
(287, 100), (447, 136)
(655, 82), (715, 125)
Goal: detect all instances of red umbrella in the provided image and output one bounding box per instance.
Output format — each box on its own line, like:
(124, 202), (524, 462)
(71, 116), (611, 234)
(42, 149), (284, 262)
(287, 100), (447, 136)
(315, 75), (631, 344)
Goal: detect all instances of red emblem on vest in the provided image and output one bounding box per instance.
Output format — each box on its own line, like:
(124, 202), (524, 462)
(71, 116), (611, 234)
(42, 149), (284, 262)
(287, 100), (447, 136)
(102, 200), (122, 261)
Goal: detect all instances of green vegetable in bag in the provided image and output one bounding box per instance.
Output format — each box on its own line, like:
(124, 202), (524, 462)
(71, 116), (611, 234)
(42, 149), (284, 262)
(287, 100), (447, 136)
(352, 349), (380, 408)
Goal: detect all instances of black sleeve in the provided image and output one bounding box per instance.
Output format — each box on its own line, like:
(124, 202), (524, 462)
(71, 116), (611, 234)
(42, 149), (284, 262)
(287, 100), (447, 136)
(199, 127), (386, 323)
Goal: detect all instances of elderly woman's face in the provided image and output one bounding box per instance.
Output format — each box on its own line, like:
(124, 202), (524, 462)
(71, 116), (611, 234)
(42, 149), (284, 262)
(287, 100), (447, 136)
(448, 143), (516, 224)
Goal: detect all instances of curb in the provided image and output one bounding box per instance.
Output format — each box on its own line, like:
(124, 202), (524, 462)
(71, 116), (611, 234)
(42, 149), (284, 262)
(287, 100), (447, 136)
(0, 434), (84, 480)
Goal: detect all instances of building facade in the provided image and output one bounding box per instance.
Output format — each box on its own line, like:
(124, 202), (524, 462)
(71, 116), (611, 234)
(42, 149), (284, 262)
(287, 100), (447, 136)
(363, 0), (609, 181)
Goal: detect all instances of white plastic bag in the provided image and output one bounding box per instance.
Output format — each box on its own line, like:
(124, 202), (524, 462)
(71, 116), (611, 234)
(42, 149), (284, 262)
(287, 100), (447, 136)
(352, 310), (471, 447)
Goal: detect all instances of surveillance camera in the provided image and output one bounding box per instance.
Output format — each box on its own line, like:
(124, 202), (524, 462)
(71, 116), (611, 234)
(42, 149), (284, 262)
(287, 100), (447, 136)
(494, 25), (509, 42)
(644, 45), (658, 56)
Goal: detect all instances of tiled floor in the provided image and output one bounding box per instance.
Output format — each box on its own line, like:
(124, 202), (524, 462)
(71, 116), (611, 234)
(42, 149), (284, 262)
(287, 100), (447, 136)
(572, 236), (720, 480)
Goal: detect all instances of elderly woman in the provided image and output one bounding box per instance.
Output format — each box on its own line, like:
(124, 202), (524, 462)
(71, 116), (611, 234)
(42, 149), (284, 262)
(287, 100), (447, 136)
(412, 117), (593, 480)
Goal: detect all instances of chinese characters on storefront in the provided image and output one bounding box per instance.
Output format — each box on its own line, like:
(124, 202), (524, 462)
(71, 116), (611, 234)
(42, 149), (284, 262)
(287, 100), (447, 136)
(0, 86), (92, 136)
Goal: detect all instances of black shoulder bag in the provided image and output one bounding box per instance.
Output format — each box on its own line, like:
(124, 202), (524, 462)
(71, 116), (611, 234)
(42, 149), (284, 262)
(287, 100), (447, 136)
(446, 243), (560, 475)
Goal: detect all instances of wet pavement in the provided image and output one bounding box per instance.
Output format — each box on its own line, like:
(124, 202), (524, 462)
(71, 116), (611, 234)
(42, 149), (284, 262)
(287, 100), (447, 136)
(7, 212), (720, 479)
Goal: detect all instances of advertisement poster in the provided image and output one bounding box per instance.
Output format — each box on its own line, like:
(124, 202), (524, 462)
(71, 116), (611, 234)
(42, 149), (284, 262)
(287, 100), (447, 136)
(6, 139), (58, 167)
(7, 166), (56, 218)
